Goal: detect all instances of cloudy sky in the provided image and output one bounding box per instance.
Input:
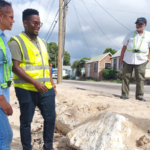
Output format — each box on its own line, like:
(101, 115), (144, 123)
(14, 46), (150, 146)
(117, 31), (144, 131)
(5, 0), (150, 63)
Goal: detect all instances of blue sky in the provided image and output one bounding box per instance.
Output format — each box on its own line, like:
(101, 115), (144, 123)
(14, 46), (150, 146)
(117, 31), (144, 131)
(6, 0), (150, 63)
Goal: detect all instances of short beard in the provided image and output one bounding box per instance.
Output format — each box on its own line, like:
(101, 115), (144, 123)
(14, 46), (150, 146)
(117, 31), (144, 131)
(33, 33), (38, 37)
(137, 27), (144, 31)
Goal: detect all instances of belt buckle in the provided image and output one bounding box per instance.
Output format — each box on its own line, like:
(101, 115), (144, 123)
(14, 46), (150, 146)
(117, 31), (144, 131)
(7, 81), (12, 87)
(134, 49), (139, 53)
(3, 60), (7, 64)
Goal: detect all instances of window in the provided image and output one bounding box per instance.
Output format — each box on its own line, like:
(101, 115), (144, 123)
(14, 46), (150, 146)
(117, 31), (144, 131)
(53, 70), (57, 74)
(94, 62), (97, 72)
(65, 70), (68, 74)
(105, 63), (111, 69)
(113, 59), (117, 70)
(119, 58), (122, 70)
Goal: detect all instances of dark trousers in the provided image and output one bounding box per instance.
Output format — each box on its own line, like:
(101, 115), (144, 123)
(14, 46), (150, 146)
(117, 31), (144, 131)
(122, 61), (147, 99)
(15, 87), (56, 150)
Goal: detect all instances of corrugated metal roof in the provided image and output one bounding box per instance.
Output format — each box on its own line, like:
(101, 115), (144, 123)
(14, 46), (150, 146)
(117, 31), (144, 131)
(86, 53), (111, 63)
(111, 50), (121, 58)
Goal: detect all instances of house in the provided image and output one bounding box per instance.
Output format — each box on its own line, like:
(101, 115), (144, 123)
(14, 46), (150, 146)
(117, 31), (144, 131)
(111, 50), (122, 71)
(111, 50), (150, 78)
(85, 53), (112, 79)
(79, 59), (89, 75)
(62, 66), (71, 77)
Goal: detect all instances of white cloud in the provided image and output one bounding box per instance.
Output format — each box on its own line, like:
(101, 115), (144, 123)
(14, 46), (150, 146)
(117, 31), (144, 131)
(4, 0), (150, 63)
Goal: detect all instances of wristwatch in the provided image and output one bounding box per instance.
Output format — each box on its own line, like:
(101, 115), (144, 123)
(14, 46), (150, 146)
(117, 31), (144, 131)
(52, 84), (56, 88)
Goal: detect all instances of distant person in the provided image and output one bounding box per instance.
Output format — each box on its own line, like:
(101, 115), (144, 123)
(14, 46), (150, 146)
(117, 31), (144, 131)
(0, 1), (15, 150)
(9, 9), (56, 150)
(120, 17), (150, 101)
(50, 63), (53, 74)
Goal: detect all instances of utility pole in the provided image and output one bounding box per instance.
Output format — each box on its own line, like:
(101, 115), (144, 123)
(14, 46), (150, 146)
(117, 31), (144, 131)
(62, 0), (68, 56)
(61, 0), (68, 80)
(55, 54), (56, 68)
(57, 0), (63, 84)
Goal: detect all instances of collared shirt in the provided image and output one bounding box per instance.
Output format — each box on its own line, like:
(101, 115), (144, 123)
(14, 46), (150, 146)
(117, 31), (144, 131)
(0, 29), (12, 104)
(9, 32), (49, 62)
(122, 30), (150, 65)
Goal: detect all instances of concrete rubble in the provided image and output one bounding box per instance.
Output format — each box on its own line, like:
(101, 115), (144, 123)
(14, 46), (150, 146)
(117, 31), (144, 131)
(30, 110), (75, 150)
(11, 105), (75, 150)
(10, 85), (150, 150)
(66, 112), (131, 150)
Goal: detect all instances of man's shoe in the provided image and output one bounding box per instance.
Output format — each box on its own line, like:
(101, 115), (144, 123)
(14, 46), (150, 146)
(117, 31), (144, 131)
(120, 96), (129, 100)
(136, 98), (146, 102)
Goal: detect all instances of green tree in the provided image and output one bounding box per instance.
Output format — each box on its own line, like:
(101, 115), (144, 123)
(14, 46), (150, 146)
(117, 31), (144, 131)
(72, 57), (91, 69)
(79, 57), (90, 63)
(63, 51), (71, 66)
(71, 57), (90, 77)
(47, 42), (58, 68)
(103, 48), (117, 55)
(71, 60), (80, 69)
(47, 42), (71, 68)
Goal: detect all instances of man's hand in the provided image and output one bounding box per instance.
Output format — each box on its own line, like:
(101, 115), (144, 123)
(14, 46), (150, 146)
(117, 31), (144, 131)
(33, 81), (48, 93)
(0, 95), (13, 116)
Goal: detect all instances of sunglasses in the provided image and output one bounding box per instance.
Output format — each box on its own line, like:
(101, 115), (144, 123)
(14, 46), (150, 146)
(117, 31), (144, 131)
(26, 21), (43, 27)
(136, 23), (144, 25)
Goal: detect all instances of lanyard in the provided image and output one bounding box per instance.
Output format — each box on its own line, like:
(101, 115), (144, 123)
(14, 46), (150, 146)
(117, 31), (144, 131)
(133, 30), (145, 50)
(0, 37), (13, 88)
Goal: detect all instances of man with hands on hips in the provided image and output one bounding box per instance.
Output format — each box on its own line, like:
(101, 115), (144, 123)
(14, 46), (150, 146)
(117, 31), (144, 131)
(120, 17), (150, 101)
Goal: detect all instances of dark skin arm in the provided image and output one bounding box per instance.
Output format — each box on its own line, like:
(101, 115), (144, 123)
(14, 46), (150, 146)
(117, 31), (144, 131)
(147, 48), (150, 63)
(12, 59), (48, 93)
(0, 95), (13, 116)
(120, 45), (127, 66)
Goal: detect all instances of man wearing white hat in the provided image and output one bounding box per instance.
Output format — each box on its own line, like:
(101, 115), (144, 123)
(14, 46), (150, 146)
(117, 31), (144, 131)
(120, 17), (150, 101)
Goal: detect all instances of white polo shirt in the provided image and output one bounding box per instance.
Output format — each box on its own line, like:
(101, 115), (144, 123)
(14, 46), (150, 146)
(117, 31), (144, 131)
(122, 30), (150, 65)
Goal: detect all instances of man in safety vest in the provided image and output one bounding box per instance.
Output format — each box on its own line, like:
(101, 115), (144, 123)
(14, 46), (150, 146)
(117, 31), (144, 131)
(9, 9), (56, 150)
(120, 17), (150, 101)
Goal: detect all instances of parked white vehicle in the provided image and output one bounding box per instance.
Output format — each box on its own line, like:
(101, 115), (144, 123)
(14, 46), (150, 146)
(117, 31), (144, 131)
(52, 66), (72, 79)
(52, 69), (57, 79)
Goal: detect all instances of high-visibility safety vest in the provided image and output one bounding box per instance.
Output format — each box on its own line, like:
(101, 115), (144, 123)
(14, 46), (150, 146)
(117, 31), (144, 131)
(9, 33), (52, 91)
(126, 30), (147, 54)
(0, 37), (13, 89)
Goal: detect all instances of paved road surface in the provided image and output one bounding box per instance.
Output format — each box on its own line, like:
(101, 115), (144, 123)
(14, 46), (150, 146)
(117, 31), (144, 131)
(60, 80), (150, 100)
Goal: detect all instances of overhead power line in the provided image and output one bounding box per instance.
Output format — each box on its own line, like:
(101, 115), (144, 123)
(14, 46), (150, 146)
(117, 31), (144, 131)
(94, 0), (130, 31)
(79, 0), (150, 14)
(81, 1), (119, 49)
(44, 0), (55, 23)
(45, 10), (59, 41)
(39, 0), (53, 35)
(76, 9), (118, 48)
(29, 0), (31, 7)
(72, 0), (92, 55)
(46, 19), (58, 41)
(45, 0), (72, 41)
(37, 0), (42, 10)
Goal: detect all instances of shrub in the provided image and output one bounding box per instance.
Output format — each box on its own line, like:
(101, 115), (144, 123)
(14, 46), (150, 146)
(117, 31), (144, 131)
(63, 75), (70, 79)
(71, 77), (76, 80)
(116, 71), (122, 80)
(75, 69), (81, 77)
(102, 69), (118, 79)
